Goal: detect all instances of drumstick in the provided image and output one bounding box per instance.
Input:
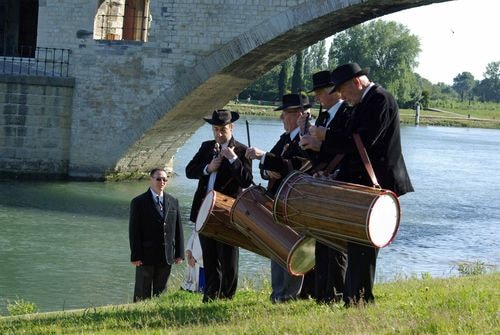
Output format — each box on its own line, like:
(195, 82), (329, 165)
(245, 120), (251, 147)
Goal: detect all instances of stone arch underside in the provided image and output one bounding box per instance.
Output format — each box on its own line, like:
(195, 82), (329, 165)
(114, 0), (450, 176)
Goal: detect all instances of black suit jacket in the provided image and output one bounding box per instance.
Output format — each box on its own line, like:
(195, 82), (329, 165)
(323, 85), (414, 196)
(259, 131), (309, 196)
(129, 189), (184, 265)
(186, 137), (253, 222)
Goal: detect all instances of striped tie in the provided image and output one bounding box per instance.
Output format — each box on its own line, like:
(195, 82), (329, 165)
(156, 196), (164, 216)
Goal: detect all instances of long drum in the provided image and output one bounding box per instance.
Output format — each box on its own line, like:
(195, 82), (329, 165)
(195, 190), (266, 258)
(230, 185), (315, 276)
(273, 171), (401, 249)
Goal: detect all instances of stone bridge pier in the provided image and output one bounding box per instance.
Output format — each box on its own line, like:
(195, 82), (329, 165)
(0, 0), (448, 180)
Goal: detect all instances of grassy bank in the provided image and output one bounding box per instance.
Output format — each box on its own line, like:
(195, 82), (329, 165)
(227, 102), (500, 129)
(1, 272), (498, 334)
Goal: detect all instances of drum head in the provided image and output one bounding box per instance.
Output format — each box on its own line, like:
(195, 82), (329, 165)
(287, 237), (316, 275)
(368, 193), (401, 247)
(195, 191), (215, 232)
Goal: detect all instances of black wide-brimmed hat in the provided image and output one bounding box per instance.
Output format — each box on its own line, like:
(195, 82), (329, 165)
(329, 63), (370, 93)
(203, 109), (239, 125)
(274, 93), (311, 111)
(308, 70), (334, 92)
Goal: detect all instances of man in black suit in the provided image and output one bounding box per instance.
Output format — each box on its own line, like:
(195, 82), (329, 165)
(186, 109), (253, 303)
(129, 168), (184, 302)
(298, 70), (350, 304)
(245, 93), (310, 303)
(304, 62), (414, 306)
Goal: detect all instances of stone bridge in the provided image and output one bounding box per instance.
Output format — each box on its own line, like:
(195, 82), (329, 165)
(0, 0), (449, 180)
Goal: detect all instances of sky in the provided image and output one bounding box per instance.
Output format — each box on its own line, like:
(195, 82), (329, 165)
(355, 0), (500, 85)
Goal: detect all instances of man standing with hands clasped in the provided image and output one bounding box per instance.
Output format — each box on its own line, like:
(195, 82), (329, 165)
(186, 109), (253, 303)
(129, 168), (184, 302)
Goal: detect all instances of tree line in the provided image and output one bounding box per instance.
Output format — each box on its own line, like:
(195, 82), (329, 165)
(238, 20), (500, 108)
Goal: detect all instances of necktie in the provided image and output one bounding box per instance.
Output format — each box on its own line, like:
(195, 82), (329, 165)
(156, 195), (164, 216)
(321, 112), (330, 127)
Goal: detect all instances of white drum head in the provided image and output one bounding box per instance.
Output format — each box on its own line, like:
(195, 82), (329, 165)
(367, 193), (401, 247)
(195, 191), (216, 232)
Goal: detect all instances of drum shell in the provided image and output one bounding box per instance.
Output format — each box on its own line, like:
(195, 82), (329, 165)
(195, 190), (266, 258)
(273, 171), (401, 248)
(230, 185), (315, 275)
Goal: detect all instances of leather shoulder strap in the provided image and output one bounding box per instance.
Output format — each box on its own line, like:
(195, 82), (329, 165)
(353, 133), (380, 188)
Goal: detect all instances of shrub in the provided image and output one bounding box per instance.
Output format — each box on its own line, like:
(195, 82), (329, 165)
(456, 261), (488, 276)
(6, 299), (38, 316)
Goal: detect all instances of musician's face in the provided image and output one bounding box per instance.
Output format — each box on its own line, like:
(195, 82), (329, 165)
(280, 109), (300, 133)
(314, 87), (340, 109)
(337, 78), (363, 106)
(212, 123), (233, 144)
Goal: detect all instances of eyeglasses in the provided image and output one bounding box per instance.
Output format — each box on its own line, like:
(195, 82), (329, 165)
(154, 177), (167, 182)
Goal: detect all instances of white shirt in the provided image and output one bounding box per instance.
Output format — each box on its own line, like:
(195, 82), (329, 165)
(150, 188), (163, 206)
(361, 82), (375, 101)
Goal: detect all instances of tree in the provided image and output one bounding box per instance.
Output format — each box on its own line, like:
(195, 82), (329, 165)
(240, 65), (281, 101)
(277, 58), (292, 97)
(452, 72), (475, 102)
(291, 50), (304, 93)
(475, 61), (500, 102)
(329, 20), (421, 104)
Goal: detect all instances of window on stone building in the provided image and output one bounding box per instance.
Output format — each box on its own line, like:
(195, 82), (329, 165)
(0, 0), (39, 57)
(94, 0), (151, 42)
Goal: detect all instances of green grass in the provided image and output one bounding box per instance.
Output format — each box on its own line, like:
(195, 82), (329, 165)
(1, 272), (498, 334)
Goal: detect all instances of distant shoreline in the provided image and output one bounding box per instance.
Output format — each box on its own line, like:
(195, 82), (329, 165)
(226, 102), (500, 129)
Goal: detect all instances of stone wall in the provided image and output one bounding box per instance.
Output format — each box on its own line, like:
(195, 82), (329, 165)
(0, 75), (75, 179)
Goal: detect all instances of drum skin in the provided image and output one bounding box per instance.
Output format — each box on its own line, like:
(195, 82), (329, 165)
(273, 171), (401, 249)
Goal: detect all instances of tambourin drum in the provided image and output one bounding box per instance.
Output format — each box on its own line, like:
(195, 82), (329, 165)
(195, 190), (265, 257)
(273, 171), (401, 249)
(230, 185), (315, 276)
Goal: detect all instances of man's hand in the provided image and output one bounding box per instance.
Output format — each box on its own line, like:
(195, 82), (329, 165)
(245, 147), (266, 160)
(207, 156), (223, 173)
(186, 250), (196, 267)
(310, 125), (327, 141)
(221, 146), (238, 160)
(174, 258), (183, 265)
(131, 260), (143, 267)
(299, 134), (322, 152)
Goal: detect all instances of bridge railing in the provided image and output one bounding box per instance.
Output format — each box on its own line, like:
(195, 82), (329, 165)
(0, 46), (71, 77)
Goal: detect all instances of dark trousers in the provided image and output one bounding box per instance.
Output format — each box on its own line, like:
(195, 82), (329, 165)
(200, 234), (239, 302)
(343, 243), (378, 306)
(315, 241), (347, 303)
(270, 259), (303, 302)
(133, 263), (172, 302)
(298, 269), (315, 299)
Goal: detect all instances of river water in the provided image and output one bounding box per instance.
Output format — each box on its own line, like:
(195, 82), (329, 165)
(1, 118), (499, 313)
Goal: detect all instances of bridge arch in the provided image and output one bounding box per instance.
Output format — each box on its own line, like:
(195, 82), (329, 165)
(112, 0), (449, 178)
(0, 0), (451, 179)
